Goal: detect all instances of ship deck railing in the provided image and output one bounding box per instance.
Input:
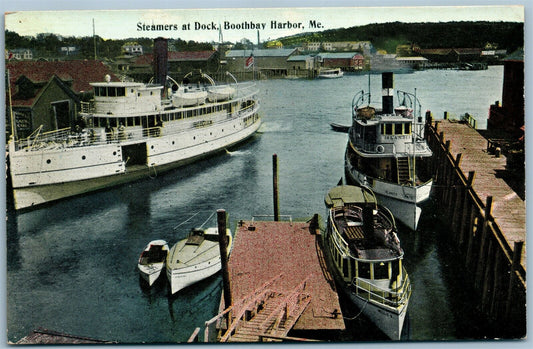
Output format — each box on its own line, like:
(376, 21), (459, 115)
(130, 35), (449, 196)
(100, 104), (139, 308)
(12, 102), (260, 152)
(351, 266), (412, 308)
(80, 81), (258, 114)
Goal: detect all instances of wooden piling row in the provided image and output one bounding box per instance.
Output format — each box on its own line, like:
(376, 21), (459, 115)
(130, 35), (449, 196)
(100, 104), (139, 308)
(424, 114), (526, 338)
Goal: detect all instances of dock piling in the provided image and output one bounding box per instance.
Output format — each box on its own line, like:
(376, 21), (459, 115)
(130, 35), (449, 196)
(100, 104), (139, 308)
(217, 209), (233, 310)
(273, 154), (279, 221)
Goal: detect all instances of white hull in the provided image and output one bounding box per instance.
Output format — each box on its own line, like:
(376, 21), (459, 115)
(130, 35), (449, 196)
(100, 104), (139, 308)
(344, 159), (431, 230)
(166, 228), (232, 295)
(138, 240), (169, 286)
(167, 257), (223, 294)
(8, 88), (261, 210)
(318, 69), (344, 78)
(349, 287), (408, 340)
(171, 88), (208, 107)
(139, 264), (165, 286)
(207, 86), (235, 102)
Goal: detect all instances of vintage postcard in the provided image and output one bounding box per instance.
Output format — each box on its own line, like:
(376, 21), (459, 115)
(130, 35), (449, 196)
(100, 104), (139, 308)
(3, 1), (526, 345)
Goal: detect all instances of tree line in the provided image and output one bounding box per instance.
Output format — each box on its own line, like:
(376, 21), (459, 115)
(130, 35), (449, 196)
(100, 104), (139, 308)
(5, 21), (523, 60)
(279, 21), (524, 54)
(4, 30), (212, 60)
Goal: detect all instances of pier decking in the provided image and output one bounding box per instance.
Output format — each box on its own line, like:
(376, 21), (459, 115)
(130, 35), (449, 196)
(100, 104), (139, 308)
(432, 119), (525, 268)
(206, 218), (345, 342)
(425, 117), (526, 337)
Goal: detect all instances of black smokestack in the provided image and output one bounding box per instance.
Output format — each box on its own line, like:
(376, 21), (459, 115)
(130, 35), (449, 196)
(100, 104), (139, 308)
(382, 72), (393, 114)
(153, 37), (168, 87)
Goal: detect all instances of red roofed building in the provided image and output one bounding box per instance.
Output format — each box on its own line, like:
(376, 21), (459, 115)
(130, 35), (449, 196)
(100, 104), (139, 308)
(126, 51), (219, 81)
(6, 60), (118, 138)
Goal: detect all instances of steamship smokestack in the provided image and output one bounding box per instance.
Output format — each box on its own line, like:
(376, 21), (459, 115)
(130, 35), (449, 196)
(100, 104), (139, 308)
(382, 72), (394, 114)
(153, 37), (168, 87)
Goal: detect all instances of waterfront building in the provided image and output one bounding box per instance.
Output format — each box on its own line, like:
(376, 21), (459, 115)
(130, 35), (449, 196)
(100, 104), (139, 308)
(225, 48), (298, 77)
(6, 60), (118, 139)
(316, 52), (365, 71)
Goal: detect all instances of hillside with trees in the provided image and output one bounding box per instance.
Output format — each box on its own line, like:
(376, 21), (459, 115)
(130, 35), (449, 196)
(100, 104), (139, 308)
(278, 21), (523, 53)
(5, 30), (212, 60)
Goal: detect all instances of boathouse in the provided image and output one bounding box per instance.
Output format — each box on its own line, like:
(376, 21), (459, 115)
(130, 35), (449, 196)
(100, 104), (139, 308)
(6, 60), (118, 139)
(225, 48), (298, 78)
(316, 52), (365, 71)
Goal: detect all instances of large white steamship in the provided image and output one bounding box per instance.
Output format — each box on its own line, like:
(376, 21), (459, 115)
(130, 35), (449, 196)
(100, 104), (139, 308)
(7, 43), (261, 210)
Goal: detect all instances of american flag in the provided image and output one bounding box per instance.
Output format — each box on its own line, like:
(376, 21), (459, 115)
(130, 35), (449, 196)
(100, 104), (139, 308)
(245, 54), (254, 69)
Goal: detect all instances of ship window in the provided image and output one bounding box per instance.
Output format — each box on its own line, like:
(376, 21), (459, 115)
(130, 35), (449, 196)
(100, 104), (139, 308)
(127, 117), (134, 127)
(374, 262), (389, 280)
(117, 87), (125, 96)
(110, 118), (117, 128)
(385, 124), (393, 135)
(162, 114), (168, 122)
(108, 87), (116, 97)
(134, 117), (140, 126)
(395, 124), (402, 135)
(406, 123), (411, 134)
(358, 262), (370, 279)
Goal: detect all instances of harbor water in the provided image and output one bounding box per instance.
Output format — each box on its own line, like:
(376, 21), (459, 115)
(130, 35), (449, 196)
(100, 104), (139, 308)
(6, 66), (505, 343)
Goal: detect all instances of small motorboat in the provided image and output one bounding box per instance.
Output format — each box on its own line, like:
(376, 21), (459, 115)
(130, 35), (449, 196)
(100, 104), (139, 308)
(330, 122), (350, 133)
(166, 227), (232, 295)
(137, 240), (169, 286)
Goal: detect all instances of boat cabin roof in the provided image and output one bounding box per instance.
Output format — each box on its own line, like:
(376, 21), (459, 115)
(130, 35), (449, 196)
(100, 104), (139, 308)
(91, 81), (145, 87)
(324, 185), (376, 208)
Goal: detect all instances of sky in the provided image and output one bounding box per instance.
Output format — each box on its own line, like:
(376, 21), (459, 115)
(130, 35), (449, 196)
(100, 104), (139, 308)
(3, 2), (525, 44)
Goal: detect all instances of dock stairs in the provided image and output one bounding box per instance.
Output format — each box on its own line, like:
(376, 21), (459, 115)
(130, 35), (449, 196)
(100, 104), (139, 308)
(219, 276), (312, 342)
(396, 157), (411, 183)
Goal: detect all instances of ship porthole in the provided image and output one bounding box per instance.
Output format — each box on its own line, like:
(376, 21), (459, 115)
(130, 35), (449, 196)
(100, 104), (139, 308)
(151, 145), (154, 149)
(82, 155), (86, 160)
(172, 141), (175, 145)
(376, 145), (385, 153)
(46, 159), (51, 164)
(113, 151), (117, 156)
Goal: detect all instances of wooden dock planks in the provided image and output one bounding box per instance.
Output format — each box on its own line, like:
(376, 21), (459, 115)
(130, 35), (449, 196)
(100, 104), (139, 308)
(435, 120), (526, 269)
(226, 220), (345, 336)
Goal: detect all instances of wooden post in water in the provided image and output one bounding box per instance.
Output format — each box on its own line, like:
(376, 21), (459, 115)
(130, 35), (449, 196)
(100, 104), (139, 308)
(506, 240), (524, 318)
(217, 209), (232, 311)
(273, 154), (279, 221)
(459, 171), (476, 246)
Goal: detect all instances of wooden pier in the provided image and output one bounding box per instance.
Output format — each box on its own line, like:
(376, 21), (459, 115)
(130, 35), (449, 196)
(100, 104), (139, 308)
(201, 216), (345, 342)
(424, 115), (526, 337)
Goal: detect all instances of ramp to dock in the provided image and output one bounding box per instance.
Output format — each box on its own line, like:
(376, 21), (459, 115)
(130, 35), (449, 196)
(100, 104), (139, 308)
(215, 219), (345, 341)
